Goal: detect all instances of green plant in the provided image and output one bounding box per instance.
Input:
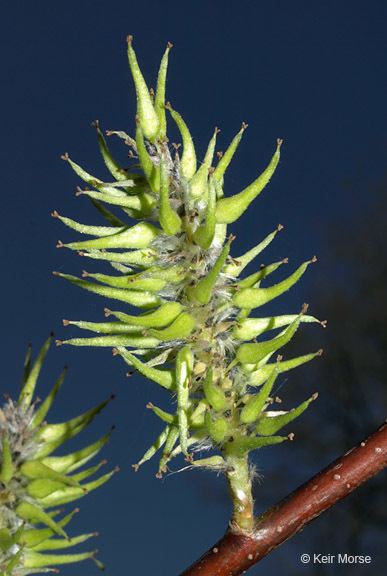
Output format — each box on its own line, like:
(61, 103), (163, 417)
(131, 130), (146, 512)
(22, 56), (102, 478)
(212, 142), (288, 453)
(54, 36), (325, 533)
(0, 335), (116, 575)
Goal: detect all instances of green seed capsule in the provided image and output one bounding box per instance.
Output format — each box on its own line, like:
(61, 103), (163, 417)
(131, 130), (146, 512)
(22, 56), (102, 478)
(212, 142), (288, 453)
(127, 36), (160, 141)
(106, 301), (183, 328)
(233, 434), (287, 457)
(63, 222), (161, 251)
(117, 347), (175, 390)
(234, 313), (320, 341)
(135, 117), (160, 191)
(256, 393), (318, 436)
(215, 139), (282, 224)
(203, 366), (226, 411)
(148, 312), (195, 341)
(193, 236), (233, 304)
(247, 350), (323, 386)
(175, 346), (194, 454)
(133, 425), (170, 471)
(93, 120), (128, 182)
(235, 260), (286, 290)
(213, 122), (247, 183)
(0, 433), (14, 484)
(54, 272), (161, 309)
(223, 225), (282, 277)
(233, 258), (316, 309)
(159, 153), (182, 235)
(19, 334), (53, 407)
(154, 42), (173, 136)
(166, 102), (196, 178)
(204, 410), (229, 443)
(16, 502), (69, 540)
(236, 307), (307, 365)
(193, 174), (217, 249)
(239, 366), (279, 424)
(189, 127), (219, 198)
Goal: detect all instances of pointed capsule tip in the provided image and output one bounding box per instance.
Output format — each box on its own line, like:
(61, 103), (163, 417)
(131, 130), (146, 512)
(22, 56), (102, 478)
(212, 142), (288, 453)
(51, 210), (59, 218)
(242, 122), (248, 130)
(277, 138), (283, 147)
(310, 255), (317, 263)
(55, 340), (63, 347)
(62, 319), (69, 326)
(127, 34), (133, 44)
(167, 41), (173, 50)
(288, 433), (295, 441)
(311, 392), (319, 401)
(61, 153), (69, 161)
(301, 303), (309, 315)
(56, 240), (64, 248)
(276, 223), (284, 232)
(132, 463), (140, 472)
(92, 120), (99, 129)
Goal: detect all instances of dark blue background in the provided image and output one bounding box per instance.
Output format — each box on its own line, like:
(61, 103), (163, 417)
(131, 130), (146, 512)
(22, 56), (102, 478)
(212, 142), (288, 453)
(1, 1), (386, 575)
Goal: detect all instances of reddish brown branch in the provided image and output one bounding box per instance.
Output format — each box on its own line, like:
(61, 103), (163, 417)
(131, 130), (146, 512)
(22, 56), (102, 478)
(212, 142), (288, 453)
(180, 422), (387, 576)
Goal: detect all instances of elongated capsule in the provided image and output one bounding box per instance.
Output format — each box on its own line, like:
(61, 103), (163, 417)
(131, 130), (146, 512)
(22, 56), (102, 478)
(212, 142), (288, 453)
(154, 42), (173, 136)
(22, 509), (77, 548)
(77, 248), (157, 268)
(147, 403), (176, 424)
(62, 222), (161, 251)
(213, 122), (247, 183)
(233, 257), (316, 309)
(64, 319), (145, 334)
(148, 312), (195, 341)
(16, 502), (69, 539)
(38, 468), (117, 507)
(165, 102), (196, 178)
(158, 425), (180, 476)
(77, 187), (158, 217)
(93, 120), (128, 182)
(159, 152), (182, 235)
(127, 36), (160, 141)
(105, 301), (183, 328)
(59, 334), (160, 349)
(21, 461), (85, 493)
(233, 434), (287, 457)
(117, 347), (175, 390)
(223, 225), (282, 277)
(41, 430), (112, 474)
(29, 531), (96, 552)
(234, 313), (321, 341)
(189, 128), (219, 198)
(235, 260), (286, 290)
(193, 236), (233, 304)
(19, 334), (53, 407)
(236, 307), (307, 365)
(133, 425), (170, 471)
(204, 410), (229, 443)
(239, 366), (278, 424)
(80, 271), (167, 293)
(203, 366), (226, 411)
(175, 346), (194, 454)
(191, 455), (228, 469)
(215, 139), (282, 224)
(52, 211), (126, 237)
(90, 197), (126, 227)
(0, 433), (14, 483)
(53, 272), (161, 309)
(23, 550), (98, 569)
(256, 393), (318, 436)
(193, 173), (217, 249)
(34, 396), (113, 458)
(248, 350), (323, 387)
(135, 116), (160, 192)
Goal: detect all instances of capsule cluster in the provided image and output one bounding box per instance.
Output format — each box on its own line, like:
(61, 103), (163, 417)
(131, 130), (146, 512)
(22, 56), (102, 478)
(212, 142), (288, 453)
(0, 336), (116, 574)
(55, 37), (324, 477)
